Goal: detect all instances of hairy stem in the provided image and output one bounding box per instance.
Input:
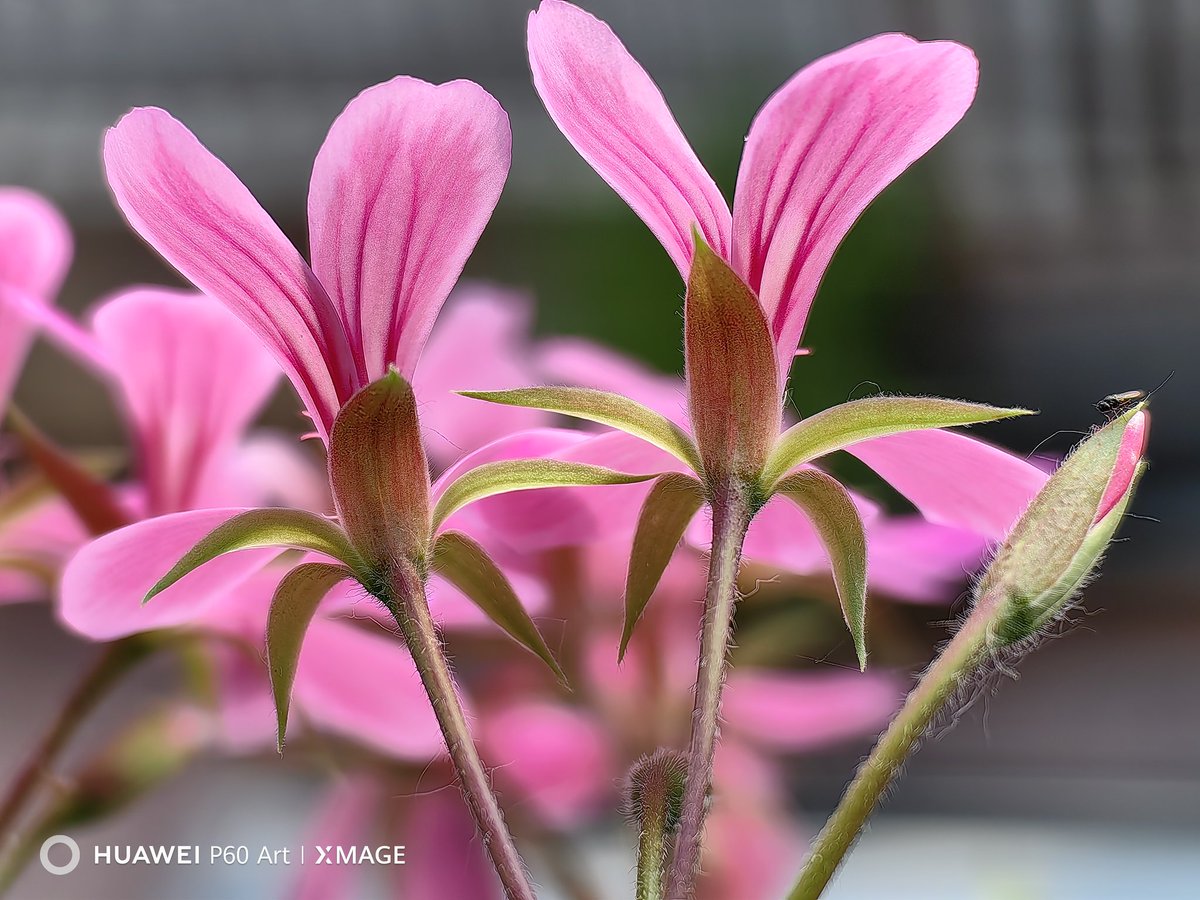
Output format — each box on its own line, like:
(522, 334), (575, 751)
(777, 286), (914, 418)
(385, 567), (536, 900)
(787, 593), (999, 899)
(635, 796), (670, 900)
(666, 493), (752, 897)
(0, 637), (147, 853)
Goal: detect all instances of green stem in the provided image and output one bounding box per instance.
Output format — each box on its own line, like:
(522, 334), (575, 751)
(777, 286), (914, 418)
(385, 566), (536, 900)
(786, 594), (999, 900)
(0, 637), (147, 852)
(636, 797), (669, 900)
(666, 492), (752, 898)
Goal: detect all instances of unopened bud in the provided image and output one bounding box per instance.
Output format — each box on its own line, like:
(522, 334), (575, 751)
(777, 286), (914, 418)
(978, 406), (1149, 645)
(624, 748), (689, 833)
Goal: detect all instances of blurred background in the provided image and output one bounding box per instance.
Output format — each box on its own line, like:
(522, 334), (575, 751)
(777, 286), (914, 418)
(1, 0), (1197, 897)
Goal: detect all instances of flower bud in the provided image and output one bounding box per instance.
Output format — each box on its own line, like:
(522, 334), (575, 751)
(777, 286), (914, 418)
(978, 406), (1149, 645)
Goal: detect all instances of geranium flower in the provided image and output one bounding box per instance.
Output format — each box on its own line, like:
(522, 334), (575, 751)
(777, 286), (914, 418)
(456, 6), (1055, 891)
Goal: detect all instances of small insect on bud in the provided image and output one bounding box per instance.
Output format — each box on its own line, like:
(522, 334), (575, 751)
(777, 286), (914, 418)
(978, 404), (1149, 647)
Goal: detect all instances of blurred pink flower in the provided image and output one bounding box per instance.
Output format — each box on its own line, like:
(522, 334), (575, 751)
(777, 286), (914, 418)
(104, 77), (510, 442)
(0, 188), (71, 414)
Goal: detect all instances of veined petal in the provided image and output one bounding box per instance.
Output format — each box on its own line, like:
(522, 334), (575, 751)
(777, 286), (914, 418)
(0, 188), (72, 410)
(732, 35), (978, 376)
(847, 428), (1050, 540)
(308, 77), (510, 381)
(58, 508), (277, 640)
(103, 108), (354, 437)
(528, 0), (731, 275)
(92, 288), (280, 515)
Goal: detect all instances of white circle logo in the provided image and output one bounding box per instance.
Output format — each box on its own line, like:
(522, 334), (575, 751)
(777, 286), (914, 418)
(39, 835), (80, 875)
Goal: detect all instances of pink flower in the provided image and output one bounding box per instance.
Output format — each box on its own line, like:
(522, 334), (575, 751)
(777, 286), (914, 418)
(528, 1), (976, 381)
(0, 284), (441, 759)
(0, 188), (71, 414)
(104, 77), (510, 441)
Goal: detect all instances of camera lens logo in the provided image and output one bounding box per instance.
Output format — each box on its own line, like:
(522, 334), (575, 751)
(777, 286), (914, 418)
(39, 835), (80, 875)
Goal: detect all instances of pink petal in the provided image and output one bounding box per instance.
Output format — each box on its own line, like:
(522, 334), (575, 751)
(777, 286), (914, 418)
(0, 188), (72, 410)
(210, 641), (282, 753)
(528, 0), (731, 275)
(308, 77), (510, 381)
(91, 288), (280, 515)
(414, 285), (546, 468)
(1096, 409), (1149, 522)
(57, 507), (275, 640)
(482, 702), (613, 829)
(732, 35), (978, 376)
(212, 431), (331, 513)
(723, 668), (899, 751)
(291, 617), (445, 760)
(0, 496), (87, 605)
(289, 776), (378, 900)
(537, 336), (690, 426)
(847, 428), (1049, 540)
(701, 742), (802, 900)
(866, 517), (987, 602)
(103, 108), (354, 437)
(402, 790), (502, 900)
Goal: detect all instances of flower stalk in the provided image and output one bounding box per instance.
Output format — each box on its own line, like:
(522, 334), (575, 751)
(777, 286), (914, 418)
(788, 406), (1149, 898)
(667, 491), (753, 897)
(0, 636), (150, 852)
(787, 600), (992, 900)
(383, 563), (536, 900)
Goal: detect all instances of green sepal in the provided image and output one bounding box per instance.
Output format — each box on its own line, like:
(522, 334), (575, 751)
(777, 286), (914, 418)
(266, 562), (354, 752)
(432, 530), (567, 685)
(684, 233), (780, 486)
(619, 473), (706, 661)
(431, 459), (656, 532)
(774, 470), (869, 670)
(761, 396), (1033, 491)
(459, 386), (703, 474)
(328, 369), (431, 567)
(144, 508), (364, 602)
